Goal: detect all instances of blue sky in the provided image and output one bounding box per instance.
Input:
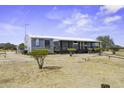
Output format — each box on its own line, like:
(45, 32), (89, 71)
(0, 5), (124, 46)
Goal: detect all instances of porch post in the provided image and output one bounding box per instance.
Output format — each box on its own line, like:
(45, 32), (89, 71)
(99, 42), (101, 48)
(90, 42), (93, 48)
(68, 41), (69, 48)
(60, 41), (62, 52)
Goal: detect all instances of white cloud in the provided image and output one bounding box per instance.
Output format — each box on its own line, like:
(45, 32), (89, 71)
(46, 11), (63, 20)
(97, 5), (124, 15)
(59, 12), (91, 33)
(46, 7), (65, 20)
(58, 10), (120, 34)
(0, 23), (22, 32)
(65, 26), (77, 34)
(104, 16), (121, 24)
(52, 8), (123, 35)
(53, 6), (57, 10)
(58, 11), (112, 34)
(62, 20), (72, 25)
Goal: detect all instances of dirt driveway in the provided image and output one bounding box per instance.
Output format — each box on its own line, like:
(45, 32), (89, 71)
(0, 52), (124, 88)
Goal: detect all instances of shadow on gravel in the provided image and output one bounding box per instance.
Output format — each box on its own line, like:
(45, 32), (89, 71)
(43, 66), (62, 70)
(0, 78), (13, 84)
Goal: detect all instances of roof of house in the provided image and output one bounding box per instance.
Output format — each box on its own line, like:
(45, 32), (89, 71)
(27, 35), (100, 42)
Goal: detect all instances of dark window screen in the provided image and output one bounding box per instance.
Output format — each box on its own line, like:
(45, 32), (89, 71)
(45, 40), (50, 48)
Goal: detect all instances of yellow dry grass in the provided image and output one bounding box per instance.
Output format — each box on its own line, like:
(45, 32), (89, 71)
(0, 52), (124, 88)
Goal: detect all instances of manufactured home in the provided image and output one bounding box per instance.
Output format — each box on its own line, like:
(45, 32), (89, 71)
(25, 35), (101, 53)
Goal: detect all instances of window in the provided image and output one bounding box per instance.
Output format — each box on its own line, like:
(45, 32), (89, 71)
(73, 42), (78, 49)
(61, 41), (68, 50)
(45, 40), (50, 48)
(68, 42), (73, 48)
(36, 39), (40, 46)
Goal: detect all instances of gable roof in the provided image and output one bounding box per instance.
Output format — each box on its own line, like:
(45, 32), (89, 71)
(28, 35), (100, 42)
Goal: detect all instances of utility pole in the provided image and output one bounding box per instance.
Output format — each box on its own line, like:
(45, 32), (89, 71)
(25, 24), (29, 36)
(24, 24), (29, 44)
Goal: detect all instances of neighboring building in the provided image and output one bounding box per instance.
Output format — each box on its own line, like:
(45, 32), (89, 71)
(25, 35), (101, 53)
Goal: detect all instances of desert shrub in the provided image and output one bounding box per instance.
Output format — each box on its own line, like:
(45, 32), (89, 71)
(105, 48), (109, 51)
(67, 48), (76, 52)
(101, 48), (105, 51)
(88, 48), (93, 53)
(94, 48), (100, 52)
(94, 48), (102, 55)
(22, 50), (28, 55)
(101, 84), (110, 88)
(101, 48), (106, 51)
(30, 48), (48, 69)
(110, 45), (120, 54)
(67, 48), (76, 57)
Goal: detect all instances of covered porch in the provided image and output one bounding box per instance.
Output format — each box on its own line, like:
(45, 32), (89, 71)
(54, 40), (100, 53)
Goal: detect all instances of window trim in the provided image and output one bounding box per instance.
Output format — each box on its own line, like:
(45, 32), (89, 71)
(36, 39), (40, 46)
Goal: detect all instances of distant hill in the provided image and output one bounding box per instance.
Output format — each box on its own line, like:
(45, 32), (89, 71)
(0, 43), (17, 50)
(0, 43), (6, 47)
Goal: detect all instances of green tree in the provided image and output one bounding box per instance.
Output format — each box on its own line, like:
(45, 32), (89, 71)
(4, 43), (16, 50)
(18, 43), (27, 50)
(67, 48), (76, 57)
(96, 35), (114, 49)
(31, 49), (48, 69)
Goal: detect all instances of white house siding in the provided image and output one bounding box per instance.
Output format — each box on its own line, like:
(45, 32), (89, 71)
(49, 40), (54, 53)
(31, 38), (54, 53)
(24, 35), (32, 52)
(25, 35), (100, 53)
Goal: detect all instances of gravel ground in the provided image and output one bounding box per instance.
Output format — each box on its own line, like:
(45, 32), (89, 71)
(0, 52), (124, 88)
